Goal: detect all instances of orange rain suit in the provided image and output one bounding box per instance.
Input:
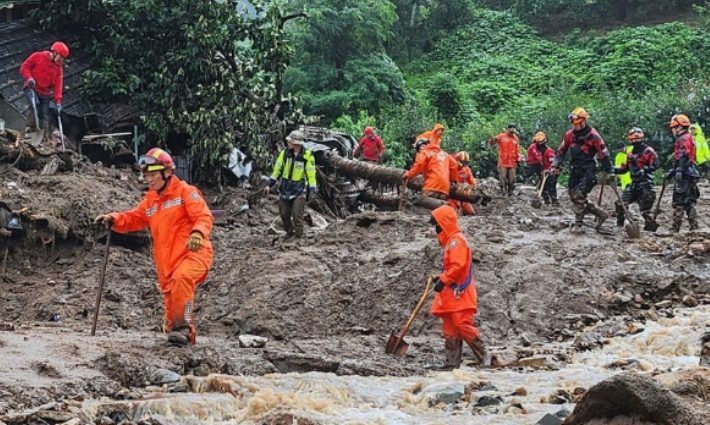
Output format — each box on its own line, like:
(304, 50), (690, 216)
(405, 143), (455, 198)
(489, 132), (521, 168)
(448, 157), (477, 215)
(110, 177), (213, 344)
(415, 123), (446, 148)
(430, 205), (480, 343)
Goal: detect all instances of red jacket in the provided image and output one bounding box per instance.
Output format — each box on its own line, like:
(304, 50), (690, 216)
(557, 126), (611, 169)
(490, 132), (521, 168)
(430, 206), (477, 316)
(674, 132), (697, 164)
(20, 51), (64, 103)
(527, 143), (556, 170)
(354, 135), (384, 161)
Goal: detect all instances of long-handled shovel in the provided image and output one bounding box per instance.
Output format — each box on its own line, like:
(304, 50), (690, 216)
(610, 177), (641, 239)
(56, 106), (65, 151)
(91, 226), (112, 336)
(385, 275), (434, 356)
(531, 172), (549, 209)
(28, 89), (44, 147)
(644, 177), (669, 232)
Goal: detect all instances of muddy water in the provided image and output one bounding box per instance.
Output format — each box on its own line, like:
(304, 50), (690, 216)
(81, 306), (710, 425)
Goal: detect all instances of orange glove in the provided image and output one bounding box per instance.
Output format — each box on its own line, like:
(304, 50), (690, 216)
(187, 231), (204, 252)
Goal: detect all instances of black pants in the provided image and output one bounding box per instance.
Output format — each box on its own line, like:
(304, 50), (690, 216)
(542, 173), (558, 203)
(672, 177), (699, 209)
(526, 164), (543, 185)
(24, 88), (50, 129)
(616, 182), (655, 223)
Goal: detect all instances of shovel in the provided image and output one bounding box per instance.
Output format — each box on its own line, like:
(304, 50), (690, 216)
(91, 225), (112, 336)
(28, 90), (44, 147)
(644, 177), (669, 232)
(610, 177), (640, 239)
(56, 106), (65, 151)
(531, 172), (549, 209)
(385, 274), (434, 356)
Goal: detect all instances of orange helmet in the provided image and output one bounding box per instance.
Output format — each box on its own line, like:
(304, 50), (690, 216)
(534, 131), (547, 143)
(455, 151), (470, 166)
(669, 114), (691, 129)
(627, 127), (644, 142)
(568, 107), (589, 124)
(138, 148), (175, 172)
(51, 41), (69, 58)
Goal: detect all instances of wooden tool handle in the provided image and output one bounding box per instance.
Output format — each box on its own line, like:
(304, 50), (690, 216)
(394, 275), (434, 347)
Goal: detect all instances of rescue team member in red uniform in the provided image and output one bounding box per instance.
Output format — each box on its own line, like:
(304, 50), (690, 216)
(428, 205), (490, 370)
(489, 124), (521, 196)
(19, 41), (69, 137)
(612, 128), (659, 229)
(448, 151), (477, 215)
(526, 131), (558, 205)
(404, 138), (455, 200)
(354, 126), (385, 163)
(95, 148), (214, 346)
(667, 114), (700, 232)
(553, 107), (612, 233)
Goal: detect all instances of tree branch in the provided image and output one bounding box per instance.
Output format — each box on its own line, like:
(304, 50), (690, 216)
(279, 12), (308, 29)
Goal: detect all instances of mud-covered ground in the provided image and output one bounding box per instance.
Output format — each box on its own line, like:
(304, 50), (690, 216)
(1, 136), (710, 422)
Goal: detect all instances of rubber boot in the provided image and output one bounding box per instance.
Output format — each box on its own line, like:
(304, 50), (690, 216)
(571, 215), (585, 234)
(167, 326), (191, 347)
(430, 338), (463, 371)
(671, 207), (684, 233)
(466, 336), (492, 367)
(688, 206), (699, 231)
(641, 213), (653, 228)
(588, 204), (608, 230)
(616, 214), (625, 227)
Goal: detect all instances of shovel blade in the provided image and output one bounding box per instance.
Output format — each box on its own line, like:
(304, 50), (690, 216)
(625, 222), (641, 239)
(385, 332), (409, 356)
(531, 199), (542, 209)
(644, 220), (659, 232)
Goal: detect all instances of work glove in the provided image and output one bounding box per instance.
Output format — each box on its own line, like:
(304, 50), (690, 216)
(56, 103), (62, 114)
(94, 214), (114, 226)
(27, 78), (35, 88)
(187, 231), (204, 252)
(433, 277), (445, 293)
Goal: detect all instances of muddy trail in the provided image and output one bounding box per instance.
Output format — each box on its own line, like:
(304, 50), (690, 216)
(1, 137), (710, 423)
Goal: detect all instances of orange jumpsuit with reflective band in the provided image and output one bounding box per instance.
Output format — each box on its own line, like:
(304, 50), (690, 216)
(405, 144), (453, 197)
(415, 123), (445, 148)
(110, 177), (213, 343)
(448, 158), (476, 215)
(430, 206), (480, 342)
(490, 132), (521, 168)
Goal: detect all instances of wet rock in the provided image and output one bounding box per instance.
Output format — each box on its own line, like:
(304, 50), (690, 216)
(564, 373), (710, 425)
(613, 292), (633, 304)
(258, 411), (322, 425)
(149, 368), (181, 385)
(547, 389), (572, 404)
(512, 386), (527, 396)
(505, 404), (524, 414)
(682, 295), (699, 307)
(491, 350), (517, 367)
(478, 383), (499, 392)
(422, 382), (465, 406)
(555, 408), (571, 418)
(474, 395), (503, 407)
(238, 334), (268, 348)
(627, 322), (645, 335)
(655, 300), (673, 309)
(536, 413), (563, 425)
(702, 332), (710, 367)
(265, 351), (339, 374)
(99, 416), (115, 425)
(518, 356), (550, 368)
(573, 332), (606, 351)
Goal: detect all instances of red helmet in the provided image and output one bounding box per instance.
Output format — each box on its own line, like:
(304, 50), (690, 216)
(364, 126), (374, 135)
(138, 148), (175, 172)
(51, 42), (70, 58)
(455, 151), (470, 165)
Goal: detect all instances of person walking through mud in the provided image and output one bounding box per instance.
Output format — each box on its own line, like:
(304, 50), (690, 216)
(668, 114), (700, 232)
(428, 205), (490, 370)
(489, 124), (521, 196)
(612, 128), (659, 229)
(552, 107), (612, 233)
(95, 148), (214, 346)
(526, 132), (558, 206)
(19, 41), (69, 142)
(265, 130), (317, 238)
(354, 126), (385, 163)
(404, 137), (455, 202)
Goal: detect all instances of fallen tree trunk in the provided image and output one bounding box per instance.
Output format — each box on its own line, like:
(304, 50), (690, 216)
(358, 189), (447, 210)
(0, 140), (74, 173)
(324, 153), (489, 204)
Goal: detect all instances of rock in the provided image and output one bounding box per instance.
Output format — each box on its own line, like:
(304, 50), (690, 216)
(512, 386), (527, 396)
(634, 294), (644, 303)
(478, 383), (499, 392)
(258, 411), (322, 425)
(573, 332), (606, 351)
(613, 292), (633, 304)
(564, 373), (710, 425)
(491, 350), (518, 367)
(627, 322), (645, 335)
(701, 332), (710, 367)
(655, 300), (673, 309)
(474, 395), (503, 407)
(683, 296), (699, 307)
(264, 351), (339, 374)
(58, 420), (81, 425)
(535, 413), (563, 425)
(505, 404), (524, 414)
(148, 368), (181, 385)
(422, 382), (465, 406)
(546, 389), (571, 404)
(238, 334), (268, 348)
(99, 416), (115, 425)
(555, 408), (571, 418)
(518, 356), (550, 368)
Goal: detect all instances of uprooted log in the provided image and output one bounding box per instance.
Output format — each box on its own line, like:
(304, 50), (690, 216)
(324, 153), (489, 205)
(0, 139), (75, 173)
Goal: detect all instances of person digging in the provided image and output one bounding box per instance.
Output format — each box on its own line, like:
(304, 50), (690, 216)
(428, 205), (490, 370)
(95, 148), (214, 346)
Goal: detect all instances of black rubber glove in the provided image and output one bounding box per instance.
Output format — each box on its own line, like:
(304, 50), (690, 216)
(434, 277), (445, 293)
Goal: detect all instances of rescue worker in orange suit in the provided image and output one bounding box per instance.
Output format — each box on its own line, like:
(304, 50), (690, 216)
(404, 138), (455, 201)
(429, 205), (490, 370)
(489, 124), (521, 196)
(19, 41), (69, 139)
(612, 128), (659, 229)
(354, 127), (385, 163)
(448, 151), (477, 215)
(667, 114), (700, 232)
(526, 132), (558, 206)
(95, 148), (213, 346)
(552, 108), (612, 233)
(416, 123), (446, 148)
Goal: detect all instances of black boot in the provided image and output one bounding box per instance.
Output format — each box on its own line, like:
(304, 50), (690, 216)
(429, 338), (463, 371)
(466, 336), (492, 367)
(167, 326), (191, 346)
